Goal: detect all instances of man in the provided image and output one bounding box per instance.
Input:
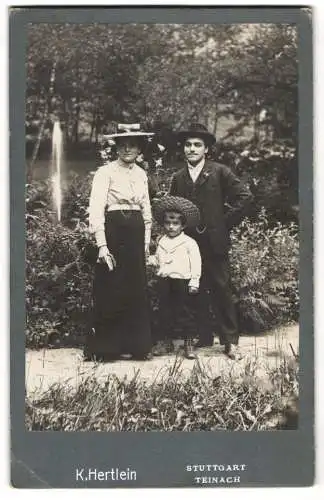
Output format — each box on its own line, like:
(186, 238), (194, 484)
(169, 123), (252, 360)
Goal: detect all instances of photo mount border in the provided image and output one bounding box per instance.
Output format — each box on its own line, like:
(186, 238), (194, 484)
(10, 6), (314, 488)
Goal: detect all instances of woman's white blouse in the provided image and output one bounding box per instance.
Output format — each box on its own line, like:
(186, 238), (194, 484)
(88, 160), (152, 248)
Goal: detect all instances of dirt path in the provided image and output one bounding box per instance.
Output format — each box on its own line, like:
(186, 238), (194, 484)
(26, 324), (299, 399)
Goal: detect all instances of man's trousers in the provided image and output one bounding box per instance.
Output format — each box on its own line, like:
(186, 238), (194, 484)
(193, 241), (239, 346)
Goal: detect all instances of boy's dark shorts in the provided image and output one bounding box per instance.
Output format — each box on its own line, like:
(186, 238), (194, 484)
(152, 276), (199, 340)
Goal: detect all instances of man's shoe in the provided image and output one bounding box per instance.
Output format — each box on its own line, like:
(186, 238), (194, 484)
(224, 343), (242, 361)
(184, 339), (196, 359)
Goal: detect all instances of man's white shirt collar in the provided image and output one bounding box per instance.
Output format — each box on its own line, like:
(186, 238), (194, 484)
(187, 158), (205, 182)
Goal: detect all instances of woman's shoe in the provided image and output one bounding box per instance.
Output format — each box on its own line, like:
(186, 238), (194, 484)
(83, 348), (98, 362)
(83, 350), (117, 362)
(102, 353), (118, 362)
(132, 352), (153, 361)
(194, 338), (214, 348)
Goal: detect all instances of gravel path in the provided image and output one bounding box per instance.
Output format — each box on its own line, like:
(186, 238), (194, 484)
(25, 324), (299, 399)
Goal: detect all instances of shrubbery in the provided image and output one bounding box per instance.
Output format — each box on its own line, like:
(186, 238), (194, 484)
(216, 140), (298, 225)
(229, 209), (299, 332)
(26, 174), (299, 349)
(26, 177), (96, 348)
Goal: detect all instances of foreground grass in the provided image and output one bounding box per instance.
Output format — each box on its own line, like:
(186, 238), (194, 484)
(26, 356), (299, 431)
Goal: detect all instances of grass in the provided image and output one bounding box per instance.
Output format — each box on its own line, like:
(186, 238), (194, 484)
(25, 343), (299, 432)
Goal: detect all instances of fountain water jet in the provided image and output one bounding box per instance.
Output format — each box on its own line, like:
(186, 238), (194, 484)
(51, 121), (63, 222)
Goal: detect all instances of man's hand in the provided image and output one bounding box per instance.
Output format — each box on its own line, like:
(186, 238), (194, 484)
(98, 245), (116, 271)
(189, 286), (199, 295)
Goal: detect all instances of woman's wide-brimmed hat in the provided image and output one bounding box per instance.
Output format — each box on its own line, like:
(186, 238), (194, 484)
(103, 123), (155, 140)
(153, 195), (201, 229)
(176, 123), (216, 146)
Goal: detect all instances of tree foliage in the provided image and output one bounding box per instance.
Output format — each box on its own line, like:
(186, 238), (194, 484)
(26, 23), (298, 221)
(26, 23), (297, 144)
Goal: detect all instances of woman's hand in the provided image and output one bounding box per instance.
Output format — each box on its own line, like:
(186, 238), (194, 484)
(147, 254), (158, 268)
(145, 243), (150, 261)
(98, 245), (116, 271)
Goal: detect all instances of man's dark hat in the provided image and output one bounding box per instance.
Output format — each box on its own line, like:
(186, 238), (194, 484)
(177, 123), (216, 146)
(152, 195), (201, 229)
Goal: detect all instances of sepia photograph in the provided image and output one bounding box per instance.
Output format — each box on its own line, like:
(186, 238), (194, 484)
(24, 21), (300, 434)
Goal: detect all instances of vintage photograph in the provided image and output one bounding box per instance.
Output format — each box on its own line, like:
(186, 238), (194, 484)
(25, 22), (299, 432)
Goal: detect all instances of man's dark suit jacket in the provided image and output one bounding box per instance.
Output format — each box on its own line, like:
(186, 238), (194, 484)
(169, 160), (253, 256)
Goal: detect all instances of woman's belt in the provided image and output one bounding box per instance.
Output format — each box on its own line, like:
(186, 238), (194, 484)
(107, 203), (141, 212)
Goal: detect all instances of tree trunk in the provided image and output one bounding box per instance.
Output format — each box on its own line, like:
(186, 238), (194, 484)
(29, 60), (57, 173)
(95, 121), (100, 144)
(213, 106), (219, 137)
(89, 111), (97, 143)
(73, 100), (80, 144)
(63, 99), (70, 143)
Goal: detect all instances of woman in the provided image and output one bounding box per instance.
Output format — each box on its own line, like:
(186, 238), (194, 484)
(85, 123), (154, 362)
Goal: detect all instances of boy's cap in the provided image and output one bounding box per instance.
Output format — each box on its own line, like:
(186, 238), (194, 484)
(152, 195), (201, 228)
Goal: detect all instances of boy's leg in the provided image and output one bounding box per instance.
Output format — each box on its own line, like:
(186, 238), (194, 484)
(184, 337), (196, 359)
(170, 280), (196, 359)
(152, 278), (174, 355)
(169, 279), (187, 336)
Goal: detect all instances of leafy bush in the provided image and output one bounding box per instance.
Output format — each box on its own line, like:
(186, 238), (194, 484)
(60, 172), (92, 227)
(215, 140), (298, 225)
(26, 175), (298, 348)
(26, 179), (96, 348)
(25, 358), (299, 431)
(26, 214), (96, 348)
(229, 208), (299, 332)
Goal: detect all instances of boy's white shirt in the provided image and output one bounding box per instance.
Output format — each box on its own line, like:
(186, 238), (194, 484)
(149, 232), (202, 288)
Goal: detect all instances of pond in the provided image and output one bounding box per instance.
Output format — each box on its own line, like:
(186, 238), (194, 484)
(28, 158), (96, 183)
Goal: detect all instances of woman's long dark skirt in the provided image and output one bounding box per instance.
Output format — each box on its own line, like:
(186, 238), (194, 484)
(86, 211), (152, 358)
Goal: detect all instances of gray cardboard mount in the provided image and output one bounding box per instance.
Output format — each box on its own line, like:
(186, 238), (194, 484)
(10, 6), (314, 488)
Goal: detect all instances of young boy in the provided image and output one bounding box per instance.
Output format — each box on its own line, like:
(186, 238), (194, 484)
(149, 196), (202, 359)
